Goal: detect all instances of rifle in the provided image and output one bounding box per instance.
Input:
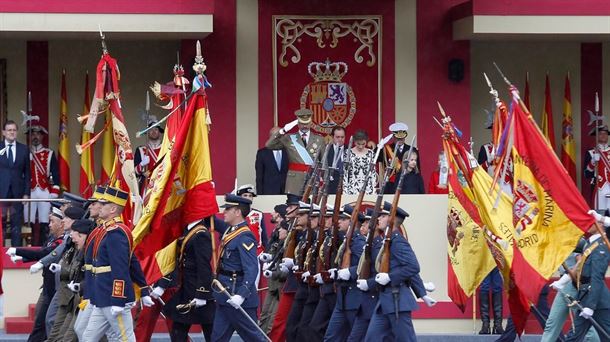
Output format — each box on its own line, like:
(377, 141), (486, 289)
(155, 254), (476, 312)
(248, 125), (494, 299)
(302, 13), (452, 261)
(337, 134), (393, 269)
(376, 136), (416, 274)
(320, 137), (352, 280)
(357, 141), (403, 280)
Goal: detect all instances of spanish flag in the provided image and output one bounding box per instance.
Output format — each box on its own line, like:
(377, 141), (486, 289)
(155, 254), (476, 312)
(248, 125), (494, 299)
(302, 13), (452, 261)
(541, 74), (556, 151)
(133, 89), (218, 282)
(100, 109), (114, 184)
(58, 70), (70, 192)
(79, 72), (95, 198)
(560, 74), (576, 182)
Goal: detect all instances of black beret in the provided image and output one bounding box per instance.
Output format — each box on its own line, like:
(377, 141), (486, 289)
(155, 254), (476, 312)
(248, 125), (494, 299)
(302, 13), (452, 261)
(72, 219), (95, 234)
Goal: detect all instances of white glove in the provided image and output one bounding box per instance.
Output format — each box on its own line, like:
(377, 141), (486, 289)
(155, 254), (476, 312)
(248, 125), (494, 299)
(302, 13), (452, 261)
(49, 263), (61, 273)
(580, 307), (594, 319)
(593, 153), (601, 162)
(356, 279), (369, 291)
(337, 268), (351, 281)
(10, 255), (22, 263)
(259, 253), (273, 262)
(550, 273), (572, 291)
(67, 281), (81, 293)
(151, 286), (165, 299)
(6, 247), (16, 256)
(588, 209), (603, 222)
(49, 192), (59, 199)
(314, 273), (324, 285)
(292, 265), (299, 272)
(280, 119), (299, 134)
(424, 282), (436, 293)
(423, 295), (437, 307)
(301, 271), (311, 282)
(282, 258), (295, 269)
(125, 301), (137, 310)
(262, 262), (271, 271)
(141, 296), (155, 307)
(30, 262), (44, 274)
(279, 264), (289, 274)
(140, 155), (150, 167)
(328, 268), (337, 280)
(227, 295), (245, 309)
(375, 273), (391, 286)
(110, 306), (125, 316)
(190, 298), (207, 308)
(263, 269), (273, 278)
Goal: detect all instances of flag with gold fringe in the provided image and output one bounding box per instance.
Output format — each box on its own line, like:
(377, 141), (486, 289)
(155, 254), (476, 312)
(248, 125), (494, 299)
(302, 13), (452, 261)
(560, 74), (576, 182)
(79, 72), (95, 198)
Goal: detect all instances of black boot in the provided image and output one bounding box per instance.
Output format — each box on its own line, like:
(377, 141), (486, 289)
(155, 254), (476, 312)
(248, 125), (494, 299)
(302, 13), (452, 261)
(478, 292), (491, 334)
(492, 291), (504, 334)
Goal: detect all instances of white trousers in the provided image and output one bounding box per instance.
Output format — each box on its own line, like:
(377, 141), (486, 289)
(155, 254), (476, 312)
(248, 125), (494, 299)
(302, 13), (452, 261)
(82, 305), (135, 342)
(23, 187), (52, 223)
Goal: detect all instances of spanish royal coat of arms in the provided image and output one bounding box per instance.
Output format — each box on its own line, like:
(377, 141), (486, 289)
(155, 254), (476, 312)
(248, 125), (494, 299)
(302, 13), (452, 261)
(300, 59), (356, 134)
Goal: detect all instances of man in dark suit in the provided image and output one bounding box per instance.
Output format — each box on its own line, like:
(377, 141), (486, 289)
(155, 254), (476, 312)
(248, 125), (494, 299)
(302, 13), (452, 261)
(0, 120), (31, 246)
(326, 126), (345, 194)
(256, 127), (288, 195)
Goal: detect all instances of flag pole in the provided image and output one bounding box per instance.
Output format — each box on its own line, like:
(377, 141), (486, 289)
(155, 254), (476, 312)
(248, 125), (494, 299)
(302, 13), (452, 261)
(472, 291), (477, 334)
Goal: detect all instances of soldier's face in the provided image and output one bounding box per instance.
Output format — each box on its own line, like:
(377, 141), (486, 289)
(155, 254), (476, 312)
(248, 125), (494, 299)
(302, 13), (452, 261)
(3, 123), (17, 143)
(324, 216), (332, 229)
(241, 192), (254, 201)
(88, 202), (103, 218)
(30, 131), (43, 145)
(310, 216), (319, 228)
(70, 230), (87, 250)
(286, 204), (298, 218)
(49, 216), (64, 237)
(296, 213), (308, 228)
(378, 214), (389, 231)
(62, 217), (75, 231)
(338, 217), (350, 232)
(598, 131), (609, 144)
(298, 122), (311, 132)
(223, 207), (241, 225)
(360, 220), (370, 236)
(148, 127), (161, 140)
(99, 203), (118, 220)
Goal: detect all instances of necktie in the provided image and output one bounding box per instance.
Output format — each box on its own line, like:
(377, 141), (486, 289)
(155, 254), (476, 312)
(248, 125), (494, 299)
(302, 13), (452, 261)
(7, 144), (13, 166)
(274, 150), (282, 170)
(301, 132), (307, 146)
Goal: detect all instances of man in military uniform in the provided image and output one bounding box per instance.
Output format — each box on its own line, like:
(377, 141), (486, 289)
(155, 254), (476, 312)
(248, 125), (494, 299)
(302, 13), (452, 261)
(563, 211), (610, 341)
(364, 203), (426, 342)
(266, 108), (325, 195)
(6, 206), (64, 341)
(162, 216), (215, 341)
(24, 121), (60, 245)
(585, 125), (610, 210)
(379, 122), (419, 194)
(82, 186), (138, 342)
(237, 184), (268, 255)
(211, 193), (267, 341)
(134, 117), (163, 197)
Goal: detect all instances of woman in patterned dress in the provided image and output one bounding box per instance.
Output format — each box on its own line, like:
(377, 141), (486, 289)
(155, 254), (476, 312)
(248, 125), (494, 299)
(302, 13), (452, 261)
(343, 129), (377, 194)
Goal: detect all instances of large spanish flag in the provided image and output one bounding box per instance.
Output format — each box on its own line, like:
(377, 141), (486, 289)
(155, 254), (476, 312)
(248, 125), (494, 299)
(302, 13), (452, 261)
(560, 74), (576, 182)
(100, 109), (114, 184)
(79, 72), (95, 198)
(58, 70), (70, 192)
(541, 74), (556, 151)
(133, 89), (218, 282)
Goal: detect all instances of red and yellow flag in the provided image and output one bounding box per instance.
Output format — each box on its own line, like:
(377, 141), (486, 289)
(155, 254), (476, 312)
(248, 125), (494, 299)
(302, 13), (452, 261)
(560, 74), (576, 182)
(541, 74), (556, 150)
(133, 90), (218, 282)
(79, 72), (95, 198)
(100, 110), (114, 184)
(58, 70), (70, 192)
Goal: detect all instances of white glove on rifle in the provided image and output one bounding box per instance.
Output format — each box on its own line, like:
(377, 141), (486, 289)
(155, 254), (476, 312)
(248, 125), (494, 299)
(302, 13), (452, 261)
(227, 295), (245, 309)
(110, 306), (125, 316)
(356, 279), (369, 291)
(141, 296), (155, 307)
(259, 253), (273, 262)
(151, 286), (165, 299)
(30, 262), (44, 274)
(10, 255), (22, 263)
(328, 268), (337, 280)
(6, 247), (16, 256)
(337, 268), (351, 281)
(423, 295), (437, 307)
(140, 155), (150, 167)
(262, 262), (271, 271)
(580, 307), (594, 319)
(301, 271), (311, 282)
(49, 263), (61, 273)
(424, 282), (436, 293)
(190, 298), (207, 308)
(314, 273), (324, 285)
(282, 258), (295, 269)
(67, 281), (81, 293)
(587, 209), (610, 227)
(279, 264), (289, 274)
(280, 119), (299, 134)
(375, 273), (391, 286)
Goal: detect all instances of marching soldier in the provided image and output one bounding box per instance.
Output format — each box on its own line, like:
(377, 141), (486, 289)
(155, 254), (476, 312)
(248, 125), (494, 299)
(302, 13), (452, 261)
(266, 108), (325, 195)
(211, 193), (267, 341)
(379, 122), (419, 194)
(364, 203), (426, 342)
(162, 217), (215, 342)
(134, 117), (163, 197)
(237, 184), (268, 255)
(82, 186), (138, 342)
(585, 125), (610, 210)
(24, 121), (60, 245)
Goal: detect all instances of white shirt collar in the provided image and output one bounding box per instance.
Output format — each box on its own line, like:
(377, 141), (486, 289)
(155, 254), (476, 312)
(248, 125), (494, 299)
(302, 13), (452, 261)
(4, 139), (14, 146)
(187, 220), (201, 231)
(589, 233), (601, 243)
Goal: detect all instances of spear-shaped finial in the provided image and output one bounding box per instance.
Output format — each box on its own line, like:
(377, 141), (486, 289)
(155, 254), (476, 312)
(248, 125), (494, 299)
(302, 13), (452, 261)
(437, 101), (447, 118)
(492, 62), (511, 86)
(193, 40), (207, 76)
(483, 72), (500, 107)
(99, 24), (108, 55)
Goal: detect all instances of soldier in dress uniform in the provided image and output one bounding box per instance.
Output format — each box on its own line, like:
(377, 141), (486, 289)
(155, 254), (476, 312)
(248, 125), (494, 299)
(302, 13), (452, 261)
(134, 117), (163, 197)
(379, 122), (420, 194)
(6, 206), (64, 342)
(237, 184), (268, 255)
(24, 121), (60, 245)
(82, 186), (138, 342)
(162, 217), (215, 341)
(564, 211), (610, 341)
(585, 125), (610, 210)
(266, 108), (325, 195)
(211, 193), (267, 342)
(364, 203), (425, 342)
(324, 204), (366, 341)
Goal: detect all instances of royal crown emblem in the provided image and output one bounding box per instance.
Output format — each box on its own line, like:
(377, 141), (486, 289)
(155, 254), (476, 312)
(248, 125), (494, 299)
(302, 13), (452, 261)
(300, 59), (356, 134)
(513, 179), (539, 236)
